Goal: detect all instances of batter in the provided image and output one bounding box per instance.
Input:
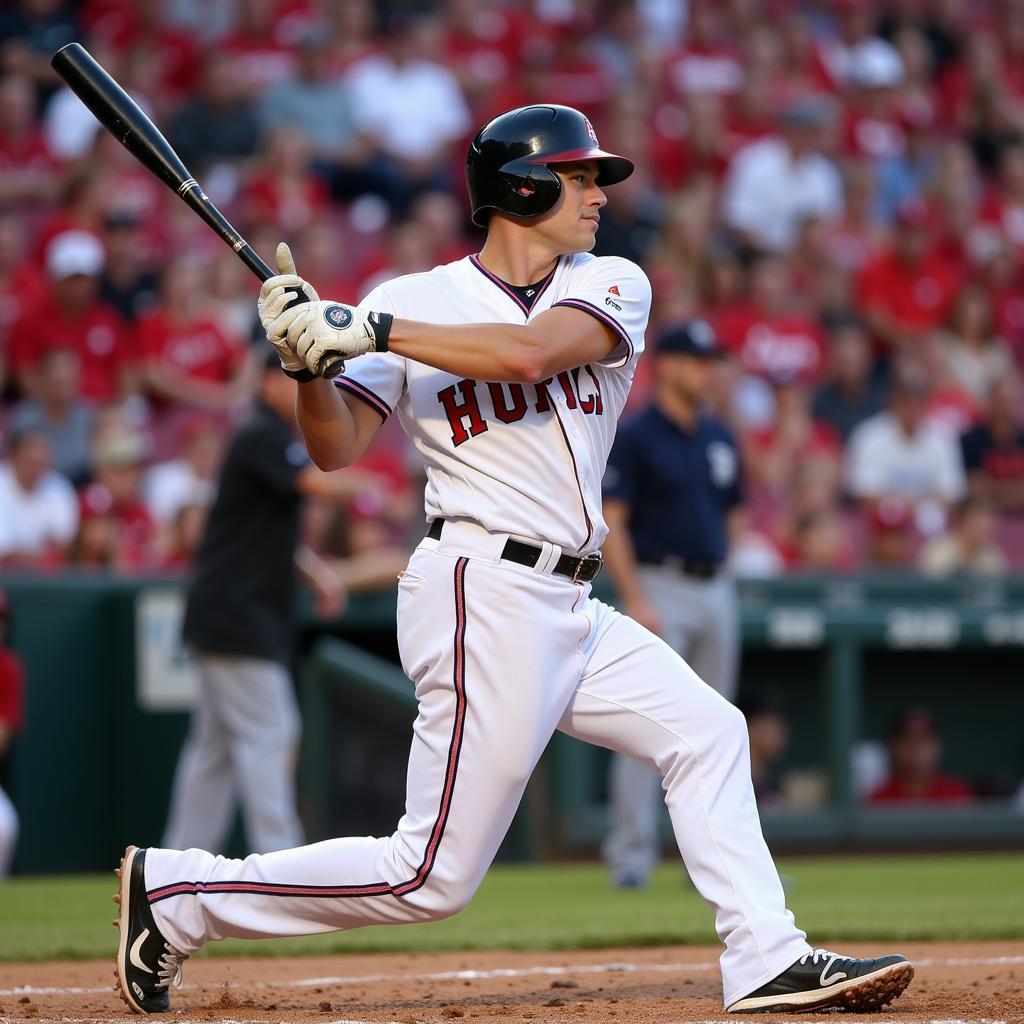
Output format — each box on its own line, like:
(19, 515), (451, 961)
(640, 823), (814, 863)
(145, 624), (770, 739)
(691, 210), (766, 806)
(114, 105), (914, 1016)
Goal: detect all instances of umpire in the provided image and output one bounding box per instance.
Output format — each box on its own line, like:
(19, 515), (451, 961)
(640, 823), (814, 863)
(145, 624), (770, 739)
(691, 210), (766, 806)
(163, 350), (354, 855)
(602, 320), (744, 889)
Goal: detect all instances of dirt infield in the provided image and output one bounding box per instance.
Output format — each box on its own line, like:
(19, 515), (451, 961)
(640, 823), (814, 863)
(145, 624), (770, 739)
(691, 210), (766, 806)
(1, 942), (1021, 1024)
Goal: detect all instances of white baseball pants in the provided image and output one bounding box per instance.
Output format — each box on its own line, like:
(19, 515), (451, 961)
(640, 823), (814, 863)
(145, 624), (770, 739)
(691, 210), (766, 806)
(144, 522), (810, 1007)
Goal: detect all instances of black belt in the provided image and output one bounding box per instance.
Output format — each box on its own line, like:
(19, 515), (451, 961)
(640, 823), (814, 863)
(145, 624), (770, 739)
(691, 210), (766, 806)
(638, 556), (721, 580)
(426, 519), (603, 583)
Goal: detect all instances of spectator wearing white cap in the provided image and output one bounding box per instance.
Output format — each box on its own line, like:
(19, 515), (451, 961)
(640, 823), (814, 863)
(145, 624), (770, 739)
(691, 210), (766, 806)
(843, 39), (907, 164)
(7, 231), (128, 403)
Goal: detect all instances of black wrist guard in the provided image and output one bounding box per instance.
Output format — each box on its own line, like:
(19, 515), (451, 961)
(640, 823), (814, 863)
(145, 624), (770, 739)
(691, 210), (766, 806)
(368, 311), (393, 353)
(281, 363), (317, 382)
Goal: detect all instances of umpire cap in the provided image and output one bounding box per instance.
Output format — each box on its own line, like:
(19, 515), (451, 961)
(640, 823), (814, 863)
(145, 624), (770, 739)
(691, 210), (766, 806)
(466, 104), (634, 227)
(656, 319), (724, 358)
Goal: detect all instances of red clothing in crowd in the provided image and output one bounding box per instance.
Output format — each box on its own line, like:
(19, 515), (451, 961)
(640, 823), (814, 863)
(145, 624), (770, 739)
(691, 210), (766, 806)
(0, 128), (58, 181)
(0, 648), (23, 735)
(137, 310), (241, 398)
(870, 775), (974, 803)
(857, 252), (960, 343)
(79, 483), (156, 569)
(661, 42), (744, 98)
(0, 263), (46, 362)
(241, 173), (331, 234)
(8, 295), (127, 402)
(715, 306), (827, 382)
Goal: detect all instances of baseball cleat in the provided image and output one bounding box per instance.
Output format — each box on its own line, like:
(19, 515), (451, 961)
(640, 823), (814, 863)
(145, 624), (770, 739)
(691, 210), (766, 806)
(726, 948), (914, 1013)
(114, 846), (188, 1013)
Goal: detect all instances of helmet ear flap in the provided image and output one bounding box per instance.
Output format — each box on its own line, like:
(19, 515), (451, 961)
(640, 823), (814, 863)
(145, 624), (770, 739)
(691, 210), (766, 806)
(491, 160), (562, 221)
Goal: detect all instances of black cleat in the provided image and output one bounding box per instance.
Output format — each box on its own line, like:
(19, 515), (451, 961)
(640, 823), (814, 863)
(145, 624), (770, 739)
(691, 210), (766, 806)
(114, 846), (188, 1013)
(727, 948), (914, 1013)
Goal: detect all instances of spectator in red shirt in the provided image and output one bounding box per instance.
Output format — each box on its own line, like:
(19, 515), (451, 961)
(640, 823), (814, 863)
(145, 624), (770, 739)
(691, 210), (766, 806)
(220, 0), (298, 94)
(136, 257), (247, 432)
(0, 586), (23, 876)
(72, 428), (156, 571)
(716, 254), (828, 383)
(977, 140), (1024, 256)
(870, 707), (974, 804)
(240, 126), (331, 235)
(0, 213), (45, 394)
(659, 0), (742, 101)
(856, 199), (959, 354)
(31, 167), (108, 269)
(9, 231), (128, 403)
(651, 91), (733, 192)
(841, 40), (906, 163)
(745, 369), (842, 507)
(88, 0), (201, 102)
(0, 72), (59, 210)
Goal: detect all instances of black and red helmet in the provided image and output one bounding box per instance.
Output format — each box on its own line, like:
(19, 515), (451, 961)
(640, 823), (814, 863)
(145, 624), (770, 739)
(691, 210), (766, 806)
(466, 104), (634, 227)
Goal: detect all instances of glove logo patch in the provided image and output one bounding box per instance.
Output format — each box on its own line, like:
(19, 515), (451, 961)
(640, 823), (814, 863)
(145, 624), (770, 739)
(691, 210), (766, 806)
(324, 304), (353, 330)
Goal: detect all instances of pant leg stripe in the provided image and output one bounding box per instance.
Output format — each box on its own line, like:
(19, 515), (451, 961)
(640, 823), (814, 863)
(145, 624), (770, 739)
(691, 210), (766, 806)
(148, 557), (470, 906)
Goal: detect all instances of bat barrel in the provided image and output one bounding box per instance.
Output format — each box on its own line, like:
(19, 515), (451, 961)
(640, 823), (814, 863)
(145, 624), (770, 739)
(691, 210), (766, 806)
(51, 42), (192, 194)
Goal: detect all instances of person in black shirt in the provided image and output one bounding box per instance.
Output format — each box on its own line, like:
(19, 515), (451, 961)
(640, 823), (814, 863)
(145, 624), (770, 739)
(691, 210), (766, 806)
(164, 352), (367, 855)
(960, 374), (1024, 515)
(601, 320), (744, 888)
(812, 314), (885, 444)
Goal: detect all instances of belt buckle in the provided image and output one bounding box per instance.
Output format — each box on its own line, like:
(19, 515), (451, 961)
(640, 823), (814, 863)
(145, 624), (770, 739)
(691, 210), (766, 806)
(574, 552), (603, 583)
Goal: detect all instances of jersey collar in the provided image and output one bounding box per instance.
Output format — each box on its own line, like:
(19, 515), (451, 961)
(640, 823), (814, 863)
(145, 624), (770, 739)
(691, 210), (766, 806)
(469, 254), (560, 317)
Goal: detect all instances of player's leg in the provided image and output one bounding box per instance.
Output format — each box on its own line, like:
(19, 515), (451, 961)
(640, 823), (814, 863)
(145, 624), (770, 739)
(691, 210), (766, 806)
(209, 656), (304, 853)
(161, 656), (237, 853)
(137, 540), (583, 958)
(560, 597), (811, 1008)
(603, 565), (696, 888)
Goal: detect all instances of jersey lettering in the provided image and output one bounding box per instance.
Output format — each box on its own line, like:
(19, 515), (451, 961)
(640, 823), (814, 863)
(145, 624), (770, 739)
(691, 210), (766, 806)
(574, 366), (604, 416)
(533, 378), (553, 413)
(555, 371), (578, 409)
(437, 379), (489, 446)
(438, 367), (606, 446)
(487, 382), (528, 424)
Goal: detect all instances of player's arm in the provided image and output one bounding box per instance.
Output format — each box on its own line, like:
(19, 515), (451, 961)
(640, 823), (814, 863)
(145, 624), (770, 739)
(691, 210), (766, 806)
(294, 378), (385, 470)
(601, 497), (662, 636)
(385, 307), (617, 383)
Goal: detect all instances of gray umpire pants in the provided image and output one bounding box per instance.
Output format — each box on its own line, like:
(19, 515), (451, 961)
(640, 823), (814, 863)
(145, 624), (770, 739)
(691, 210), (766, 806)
(604, 565), (739, 886)
(162, 653), (304, 854)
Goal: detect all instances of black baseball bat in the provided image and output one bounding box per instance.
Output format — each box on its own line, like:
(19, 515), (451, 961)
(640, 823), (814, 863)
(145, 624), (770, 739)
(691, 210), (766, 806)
(50, 42), (345, 379)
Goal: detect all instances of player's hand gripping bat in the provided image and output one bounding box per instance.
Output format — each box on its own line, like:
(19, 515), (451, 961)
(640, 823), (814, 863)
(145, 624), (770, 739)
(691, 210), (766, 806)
(50, 41), (347, 379)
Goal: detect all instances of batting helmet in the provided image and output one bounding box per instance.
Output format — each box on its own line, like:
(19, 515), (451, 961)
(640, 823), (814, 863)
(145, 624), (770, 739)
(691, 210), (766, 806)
(466, 104), (634, 227)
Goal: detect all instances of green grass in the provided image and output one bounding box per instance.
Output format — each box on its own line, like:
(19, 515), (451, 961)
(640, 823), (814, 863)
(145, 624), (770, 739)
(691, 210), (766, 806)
(0, 854), (1021, 962)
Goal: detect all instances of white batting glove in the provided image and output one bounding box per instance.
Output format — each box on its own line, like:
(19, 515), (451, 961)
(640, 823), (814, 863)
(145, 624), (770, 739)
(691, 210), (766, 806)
(257, 242), (320, 375)
(281, 300), (394, 379)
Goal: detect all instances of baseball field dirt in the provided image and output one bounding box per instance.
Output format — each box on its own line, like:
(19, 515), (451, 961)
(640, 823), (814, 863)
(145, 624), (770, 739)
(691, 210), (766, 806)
(1, 941), (1021, 1023)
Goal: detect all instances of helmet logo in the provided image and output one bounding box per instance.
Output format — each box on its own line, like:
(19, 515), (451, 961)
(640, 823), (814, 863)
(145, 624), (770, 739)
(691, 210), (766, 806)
(584, 117), (598, 143)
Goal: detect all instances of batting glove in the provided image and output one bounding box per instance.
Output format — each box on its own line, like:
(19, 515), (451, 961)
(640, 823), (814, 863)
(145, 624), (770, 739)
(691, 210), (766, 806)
(257, 242), (320, 378)
(279, 300), (393, 379)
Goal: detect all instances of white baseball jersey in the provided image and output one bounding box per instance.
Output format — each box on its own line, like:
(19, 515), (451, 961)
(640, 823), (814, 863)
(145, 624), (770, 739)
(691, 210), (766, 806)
(333, 252), (651, 554)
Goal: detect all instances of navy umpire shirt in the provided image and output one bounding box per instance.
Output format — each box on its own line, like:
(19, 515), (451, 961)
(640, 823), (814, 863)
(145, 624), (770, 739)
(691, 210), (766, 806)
(602, 405), (742, 566)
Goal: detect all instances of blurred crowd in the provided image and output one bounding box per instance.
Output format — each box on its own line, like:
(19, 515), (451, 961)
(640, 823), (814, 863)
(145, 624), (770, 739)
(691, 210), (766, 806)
(1, 0), (1024, 576)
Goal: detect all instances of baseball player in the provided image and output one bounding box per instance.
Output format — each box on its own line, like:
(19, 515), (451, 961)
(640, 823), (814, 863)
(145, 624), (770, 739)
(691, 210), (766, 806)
(114, 105), (913, 1016)
(601, 320), (743, 890)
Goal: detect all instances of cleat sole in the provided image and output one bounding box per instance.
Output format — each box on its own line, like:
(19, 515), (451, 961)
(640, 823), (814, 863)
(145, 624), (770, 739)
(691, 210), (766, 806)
(728, 960), (915, 1014)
